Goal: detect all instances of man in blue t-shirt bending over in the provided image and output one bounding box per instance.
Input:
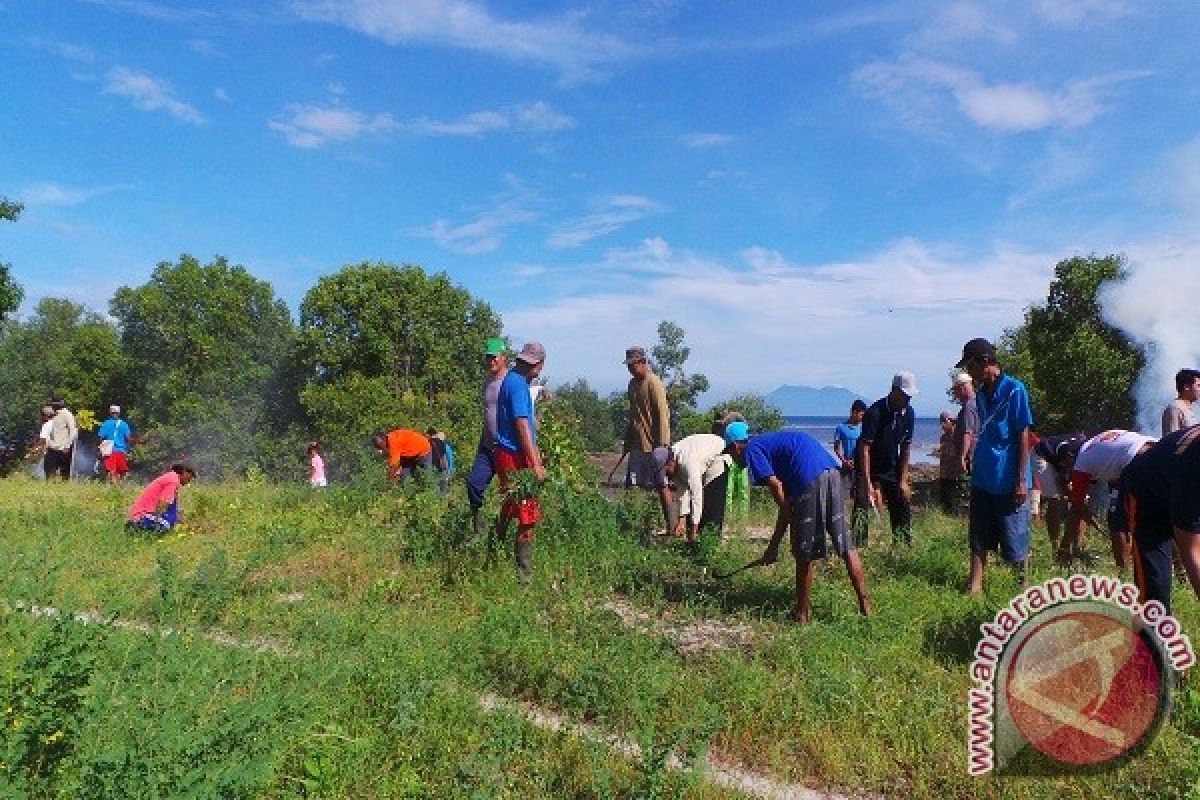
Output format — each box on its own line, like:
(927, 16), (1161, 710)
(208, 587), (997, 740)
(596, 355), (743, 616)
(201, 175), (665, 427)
(725, 422), (872, 624)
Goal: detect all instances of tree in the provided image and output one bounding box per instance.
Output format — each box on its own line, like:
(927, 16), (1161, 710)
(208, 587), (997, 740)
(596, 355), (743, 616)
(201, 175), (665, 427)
(0, 298), (125, 467)
(109, 254), (298, 478)
(296, 263), (502, 462)
(997, 255), (1145, 434)
(649, 320), (709, 435)
(680, 393), (784, 437)
(0, 197), (24, 323)
(552, 379), (620, 451)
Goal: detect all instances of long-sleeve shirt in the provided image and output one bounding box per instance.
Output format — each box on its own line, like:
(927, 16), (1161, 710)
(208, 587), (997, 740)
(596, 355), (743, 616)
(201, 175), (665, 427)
(671, 434), (729, 522)
(624, 372), (671, 452)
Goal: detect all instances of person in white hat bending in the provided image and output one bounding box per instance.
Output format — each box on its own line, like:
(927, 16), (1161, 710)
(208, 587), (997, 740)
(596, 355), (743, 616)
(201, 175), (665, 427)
(855, 372), (919, 547)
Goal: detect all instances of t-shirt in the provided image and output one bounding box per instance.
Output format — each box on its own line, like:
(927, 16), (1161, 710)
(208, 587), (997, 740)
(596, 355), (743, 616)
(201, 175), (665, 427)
(625, 372), (671, 452)
(97, 418), (133, 453)
(384, 429), (432, 466)
(1122, 425), (1200, 532)
(480, 372), (505, 451)
(954, 398), (980, 465)
(38, 419), (53, 442)
(46, 408), (77, 451)
(972, 373), (1034, 495)
(1162, 399), (1197, 437)
(743, 430), (838, 498)
(859, 396), (914, 481)
(671, 433), (729, 522)
(496, 370), (536, 454)
(1067, 429), (1155, 504)
(310, 453), (326, 485)
(128, 470), (181, 521)
(833, 422), (861, 464)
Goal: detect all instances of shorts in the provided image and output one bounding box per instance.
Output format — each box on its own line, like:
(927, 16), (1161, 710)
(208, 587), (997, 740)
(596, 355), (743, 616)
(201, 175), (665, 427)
(104, 451), (130, 475)
(789, 468), (852, 561)
(969, 486), (1030, 564)
(495, 447), (543, 527)
(625, 449), (669, 489)
(126, 514), (172, 534)
(1129, 491), (1175, 612)
(44, 447), (72, 479)
(1034, 457), (1061, 498)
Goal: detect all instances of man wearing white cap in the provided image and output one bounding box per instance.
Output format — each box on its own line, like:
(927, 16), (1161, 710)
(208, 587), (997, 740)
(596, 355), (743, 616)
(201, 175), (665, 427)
(97, 404), (137, 485)
(856, 372), (919, 546)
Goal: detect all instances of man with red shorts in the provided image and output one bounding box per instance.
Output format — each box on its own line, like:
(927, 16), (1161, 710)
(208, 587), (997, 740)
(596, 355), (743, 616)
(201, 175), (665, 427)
(97, 404), (140, 485)
(493, 341), (547, 583)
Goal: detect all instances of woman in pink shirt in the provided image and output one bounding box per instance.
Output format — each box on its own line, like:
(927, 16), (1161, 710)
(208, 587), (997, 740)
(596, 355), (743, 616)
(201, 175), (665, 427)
(308, 442), (327, 487)
(126, 464), (195, 533)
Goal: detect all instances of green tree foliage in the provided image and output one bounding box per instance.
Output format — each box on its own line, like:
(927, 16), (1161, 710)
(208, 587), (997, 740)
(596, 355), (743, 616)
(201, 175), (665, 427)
(680, 393), (784, 437)
(110, 255), (298, 478)
(0, 298), (125, 462)
(0, 196), (24, 323)
(551, 379), (620, 451)
(997, 254), (1145, 433)
(296, 263), (502, 463)
(649, 320), (709, 435)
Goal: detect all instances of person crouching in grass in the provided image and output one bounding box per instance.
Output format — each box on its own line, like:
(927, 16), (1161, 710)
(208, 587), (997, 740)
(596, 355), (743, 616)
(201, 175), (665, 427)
(724, 421), (872, 624)
(126, 464), (196, 534)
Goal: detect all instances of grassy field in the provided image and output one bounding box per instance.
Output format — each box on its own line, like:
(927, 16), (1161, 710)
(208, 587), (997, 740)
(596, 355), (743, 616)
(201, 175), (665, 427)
(1, 474), (1198, 799)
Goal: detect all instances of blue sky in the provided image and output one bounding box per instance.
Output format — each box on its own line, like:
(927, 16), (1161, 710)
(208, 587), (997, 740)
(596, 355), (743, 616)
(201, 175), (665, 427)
(4, 0), (1200, 415)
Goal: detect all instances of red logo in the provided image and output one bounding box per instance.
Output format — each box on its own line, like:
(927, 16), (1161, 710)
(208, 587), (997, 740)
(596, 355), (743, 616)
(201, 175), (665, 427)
(1004, 609), (1167, 766)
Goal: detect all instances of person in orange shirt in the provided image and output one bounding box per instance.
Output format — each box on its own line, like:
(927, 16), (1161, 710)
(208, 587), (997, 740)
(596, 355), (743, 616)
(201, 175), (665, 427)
(373, 428), (433, 482)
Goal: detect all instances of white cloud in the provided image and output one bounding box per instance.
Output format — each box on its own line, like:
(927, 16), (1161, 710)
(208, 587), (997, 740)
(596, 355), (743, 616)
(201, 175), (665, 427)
(910, 2), (1017, 47)
(18, 181), (129, 207)
(410, 101), (575, 137)
(269, 103), (396, 148)
(293, 0), (637, 82)
(682, 132), (734, 149)
(410, 202), (536, 254)
(102, 66), (205, 124)
(189, 38), (229, 59)
(854, 57), (1147, 132)
(546, 195), (662, 249)
(501, 236), (1057, 404)
(26, 37), (97, 63)
(1029, 0), (1133, 26)
(327, 81), (348, 96)
(81, 0), (214, 21)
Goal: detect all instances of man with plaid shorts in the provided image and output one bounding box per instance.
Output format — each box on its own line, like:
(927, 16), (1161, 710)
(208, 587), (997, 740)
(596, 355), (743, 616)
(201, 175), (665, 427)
(493, 341), (548, 584)
(725, 422), (872, 624)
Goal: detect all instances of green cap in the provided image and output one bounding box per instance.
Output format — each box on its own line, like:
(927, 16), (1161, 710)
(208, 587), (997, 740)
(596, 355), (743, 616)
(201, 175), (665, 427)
(484, 337), (506, 356)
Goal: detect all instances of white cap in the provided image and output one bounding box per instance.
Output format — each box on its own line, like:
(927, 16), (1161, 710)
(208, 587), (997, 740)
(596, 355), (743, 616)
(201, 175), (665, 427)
(109, 404), (121, 414)
(892, 371), (919, 397)
(952, 372), (972, 386)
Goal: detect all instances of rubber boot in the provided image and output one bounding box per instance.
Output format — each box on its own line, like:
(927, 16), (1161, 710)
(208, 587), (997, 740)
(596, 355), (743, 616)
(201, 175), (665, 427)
(515, 538), (533, 585)
(471, 507), (485, 540)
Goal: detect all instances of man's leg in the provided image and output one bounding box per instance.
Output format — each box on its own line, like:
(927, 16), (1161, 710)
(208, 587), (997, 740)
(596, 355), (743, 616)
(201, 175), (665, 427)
(515, 525), (534, 584)
(843, 550), (872, 616)
(793, 559), (816, 624)
(880, 479), (912, 545)
(1045, 497), (1063, 554)
(1173, 530), (1200, 604)
(466, 446), (495, 539)
(657, 484), (677, 537)
(699, 471), (728, 541)
(851, 473), (870, 549)
(967, 486), (989, 595)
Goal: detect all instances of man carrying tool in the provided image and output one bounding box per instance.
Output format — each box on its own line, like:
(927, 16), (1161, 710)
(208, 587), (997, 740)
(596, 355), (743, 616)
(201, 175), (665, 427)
(665, 432), (730, 550)
(622, 345), (676, 537)
(725, 421), (872, 624)
(494, 341), (548, 584)
(1122, 424), (1200, 613)
(373, 428), (433, 483)
(855, 373), (919, 547)
(1058, 429), (1156, 571)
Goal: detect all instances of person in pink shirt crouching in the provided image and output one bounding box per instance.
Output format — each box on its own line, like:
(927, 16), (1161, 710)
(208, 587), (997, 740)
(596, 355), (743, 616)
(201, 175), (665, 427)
(126, 464), (196, 534)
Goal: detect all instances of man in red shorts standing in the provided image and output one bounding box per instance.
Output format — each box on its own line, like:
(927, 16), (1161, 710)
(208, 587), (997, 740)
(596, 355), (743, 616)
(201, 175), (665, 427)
(493, 341), (547, 583)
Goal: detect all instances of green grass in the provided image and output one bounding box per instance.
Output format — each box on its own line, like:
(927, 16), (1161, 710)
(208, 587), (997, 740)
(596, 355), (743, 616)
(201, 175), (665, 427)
(1, 475), (1198, 799)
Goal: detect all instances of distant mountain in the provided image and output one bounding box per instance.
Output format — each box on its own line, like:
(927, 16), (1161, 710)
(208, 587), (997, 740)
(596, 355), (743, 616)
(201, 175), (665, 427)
(766, 385), (866, 417)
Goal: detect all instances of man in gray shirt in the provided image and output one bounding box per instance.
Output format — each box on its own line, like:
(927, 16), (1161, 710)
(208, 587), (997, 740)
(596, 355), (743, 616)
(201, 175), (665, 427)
(1162, 368), (1199, 436)
(953, 372), (979, 476)
(466, 337), (508, 538)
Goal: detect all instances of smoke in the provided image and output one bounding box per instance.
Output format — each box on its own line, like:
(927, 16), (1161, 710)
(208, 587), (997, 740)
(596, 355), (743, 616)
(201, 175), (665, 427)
(1100, 243), (1200, 434)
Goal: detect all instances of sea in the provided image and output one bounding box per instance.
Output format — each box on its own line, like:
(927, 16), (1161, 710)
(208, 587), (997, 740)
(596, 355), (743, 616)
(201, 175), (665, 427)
(782, 415), (943, 465)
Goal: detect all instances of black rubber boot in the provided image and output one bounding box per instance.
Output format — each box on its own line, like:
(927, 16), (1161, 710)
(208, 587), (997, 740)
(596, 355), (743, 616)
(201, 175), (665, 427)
(515, 539), (533, 585)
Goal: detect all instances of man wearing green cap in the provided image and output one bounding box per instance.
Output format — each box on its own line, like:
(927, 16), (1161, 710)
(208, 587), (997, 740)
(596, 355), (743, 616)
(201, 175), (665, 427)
(466, 337), (508, 538)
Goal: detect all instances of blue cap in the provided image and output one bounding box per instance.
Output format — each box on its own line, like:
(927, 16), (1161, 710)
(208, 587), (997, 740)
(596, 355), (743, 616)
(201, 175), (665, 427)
(723, 420), (750, 445)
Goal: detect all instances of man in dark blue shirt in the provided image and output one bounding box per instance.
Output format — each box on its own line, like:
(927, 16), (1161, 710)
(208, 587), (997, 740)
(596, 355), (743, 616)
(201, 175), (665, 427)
(725, 422), (872, 624)
(1122, 424), (1200, 613)
(856, 372), (918, 547)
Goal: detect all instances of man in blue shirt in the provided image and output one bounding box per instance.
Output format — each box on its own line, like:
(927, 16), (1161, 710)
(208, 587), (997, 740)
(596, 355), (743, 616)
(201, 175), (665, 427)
(856, 373), (919, 547)
(725, 422), (872, 624)
(957, 338), (1034, 595)
(96, 404), (138, 485)
(493, 341), (547, 584)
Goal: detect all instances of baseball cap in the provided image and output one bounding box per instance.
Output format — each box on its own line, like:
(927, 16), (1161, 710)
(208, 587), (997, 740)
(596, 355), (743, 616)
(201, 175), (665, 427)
(624, 346), (647, 365)
(723, 420), (750, 445)
(484, 337), (506, 357)
(516, 341), (546, 365)
(955, 338), (997, 368)
(109, 404), (121, 414)
(892, 371), (919, 397)
(952, 372), (972, 386)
